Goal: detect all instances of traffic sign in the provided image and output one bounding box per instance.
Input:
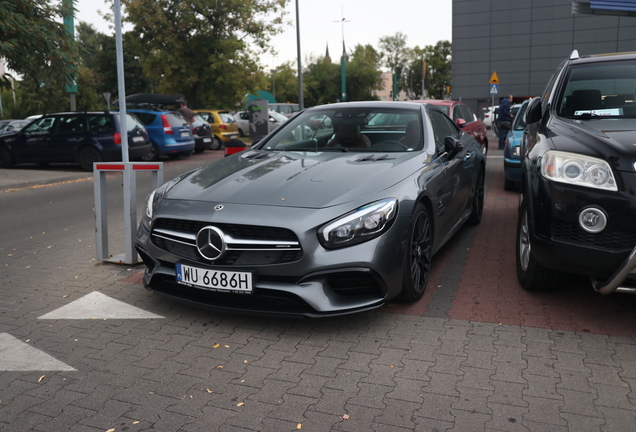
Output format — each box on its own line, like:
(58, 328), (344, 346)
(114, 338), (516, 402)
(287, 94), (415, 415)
(490, 71), (499, 84)
(490, 84), (499, 94)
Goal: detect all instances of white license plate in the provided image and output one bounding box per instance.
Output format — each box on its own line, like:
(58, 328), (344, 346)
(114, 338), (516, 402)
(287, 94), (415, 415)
(132, 136), (144, 142)
(176, 263), (253, 293)
(203, 137), (212, 143)
(180, 131), (189, 138)
(228, 134), (238, 139)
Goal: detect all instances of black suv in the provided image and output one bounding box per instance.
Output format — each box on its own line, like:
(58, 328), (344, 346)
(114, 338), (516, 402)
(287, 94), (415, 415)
(0, 112), (151, 171)
(517, 50), (636, 295)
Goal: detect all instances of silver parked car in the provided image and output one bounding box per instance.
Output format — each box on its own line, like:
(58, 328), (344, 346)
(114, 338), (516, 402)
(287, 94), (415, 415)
(234, 110), (288, 137)
(136, 101), (485, 317)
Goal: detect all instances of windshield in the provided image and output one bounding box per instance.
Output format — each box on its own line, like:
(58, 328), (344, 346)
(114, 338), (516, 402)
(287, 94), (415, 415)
(556, 60), (636, 118)
(255, 106), (423, 152)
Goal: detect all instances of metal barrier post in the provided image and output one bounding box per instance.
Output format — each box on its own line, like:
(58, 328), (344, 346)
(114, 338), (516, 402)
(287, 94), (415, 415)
(93, 162), (164, 264)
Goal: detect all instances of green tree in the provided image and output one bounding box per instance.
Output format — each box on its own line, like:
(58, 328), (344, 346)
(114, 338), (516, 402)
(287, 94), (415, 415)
(303, 54), (340, 107)
(346, 44), (383, 101)
(0, 0), (79, 89)
(422, 41), (452, 100)
(121, 0), (289, 109)
(378, 32), (409, 94)
(266, 62), (298, 104)
(76, 25), (154, 99)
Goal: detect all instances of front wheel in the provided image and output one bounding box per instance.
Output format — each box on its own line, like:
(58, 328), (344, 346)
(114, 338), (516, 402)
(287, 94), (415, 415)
(516, 197), (560, 291)
(398, 203), (433, 302)
(77, 147), (103, 171)
(0, 147), (14, 168)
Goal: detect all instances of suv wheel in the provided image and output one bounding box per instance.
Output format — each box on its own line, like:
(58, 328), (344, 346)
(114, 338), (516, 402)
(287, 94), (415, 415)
(516, 196), (560, 291)
(77, 147), (103, 171)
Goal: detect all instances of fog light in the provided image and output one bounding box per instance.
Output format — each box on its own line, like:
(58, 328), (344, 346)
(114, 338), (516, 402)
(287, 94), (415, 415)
(578, 207), (607, 233)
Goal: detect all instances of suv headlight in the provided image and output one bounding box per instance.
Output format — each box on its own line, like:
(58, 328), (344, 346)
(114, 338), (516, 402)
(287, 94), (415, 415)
(541, 150), (617, 191)
(318, 199), (397, 249)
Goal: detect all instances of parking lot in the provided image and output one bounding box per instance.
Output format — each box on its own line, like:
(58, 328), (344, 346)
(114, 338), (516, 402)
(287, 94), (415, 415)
(1, 136), (635, 431)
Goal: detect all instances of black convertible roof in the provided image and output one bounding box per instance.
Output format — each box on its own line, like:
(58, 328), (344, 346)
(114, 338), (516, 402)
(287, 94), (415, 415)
(114, 93), (185, 108)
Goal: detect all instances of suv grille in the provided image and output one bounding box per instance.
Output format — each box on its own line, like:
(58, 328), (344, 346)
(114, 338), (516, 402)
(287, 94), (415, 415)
(151, 218), (303, 265)
(552, 221), (636, 251)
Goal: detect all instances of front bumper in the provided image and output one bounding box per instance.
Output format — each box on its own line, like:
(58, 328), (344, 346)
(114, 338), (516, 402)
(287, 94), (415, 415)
(135, 202), (410, 317)
(503, 157), (521, 182)
(528, 174), (636, 286)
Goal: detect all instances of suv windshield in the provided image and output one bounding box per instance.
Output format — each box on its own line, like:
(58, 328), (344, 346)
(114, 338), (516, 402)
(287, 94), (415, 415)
(256, 107), (423, 152)
(556, 60), (636, 118)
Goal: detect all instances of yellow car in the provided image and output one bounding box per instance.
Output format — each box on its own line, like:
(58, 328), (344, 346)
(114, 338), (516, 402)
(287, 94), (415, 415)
(193, 109), (240, 150)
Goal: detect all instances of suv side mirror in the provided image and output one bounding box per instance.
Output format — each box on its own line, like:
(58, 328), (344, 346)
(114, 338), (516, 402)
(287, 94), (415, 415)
(444, 136), (464, 158)
(526, 97), (543, 124)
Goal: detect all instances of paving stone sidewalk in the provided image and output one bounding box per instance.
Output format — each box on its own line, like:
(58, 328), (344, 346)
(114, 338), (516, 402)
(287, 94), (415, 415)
(1, 148), (635, 432)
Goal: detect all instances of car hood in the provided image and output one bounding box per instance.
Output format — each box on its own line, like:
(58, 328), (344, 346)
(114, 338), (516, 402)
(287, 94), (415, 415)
(166, 150), (421, 208)
(551, 118), (636, 171)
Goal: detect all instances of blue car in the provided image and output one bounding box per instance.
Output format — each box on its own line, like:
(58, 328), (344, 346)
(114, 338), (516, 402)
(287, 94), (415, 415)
(129, 109), (195, 161)
(503, 99), (529, 190)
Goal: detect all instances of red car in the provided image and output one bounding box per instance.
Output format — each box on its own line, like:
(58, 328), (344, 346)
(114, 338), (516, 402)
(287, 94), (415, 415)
(413, 100), (489, 156)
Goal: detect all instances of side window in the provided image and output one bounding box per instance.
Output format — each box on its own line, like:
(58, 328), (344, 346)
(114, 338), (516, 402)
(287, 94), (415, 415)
(24, 116), (57, 135)
(428, 110), (459, 153)
(135, 112), (155, 125)
(452, 106), (463, 122)
(460, 105), (475, 122)
(56, 115), (84, 134)
(88, 115), (114, 133)
(542, 60), (566, 111)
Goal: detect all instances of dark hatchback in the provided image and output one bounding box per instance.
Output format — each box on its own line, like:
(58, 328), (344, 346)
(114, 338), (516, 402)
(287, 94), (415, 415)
(518, 50), (636, 295)
(0, 112), (151, 171)
(192, 114), (213, 153)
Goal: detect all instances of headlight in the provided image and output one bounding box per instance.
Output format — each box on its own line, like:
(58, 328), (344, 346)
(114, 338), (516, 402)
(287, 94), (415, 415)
(318, 198), (397, 249)
(141, 176), (182, 227)
(541, 150), (617, 191)
(512, 146), (521, 157)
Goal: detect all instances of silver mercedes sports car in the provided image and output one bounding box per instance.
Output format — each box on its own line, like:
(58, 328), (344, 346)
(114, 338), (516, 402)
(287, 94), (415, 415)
(136, 101), (485, 317)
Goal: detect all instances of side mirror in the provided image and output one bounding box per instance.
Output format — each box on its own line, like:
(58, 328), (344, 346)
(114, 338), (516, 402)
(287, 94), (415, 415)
(526, 97), (543, 124)
(444, 136), (464, 158)
(455, 118), (467, 128)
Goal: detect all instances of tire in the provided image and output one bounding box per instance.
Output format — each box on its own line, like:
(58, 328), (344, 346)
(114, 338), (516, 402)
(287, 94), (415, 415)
(467, 167), (485, 225)
(504, 177), (516, 191)
(141, 143), (160, 161)
(0, 147), (14, 168)
(77, 147), (103, 171)
(209, 136), (223, 151)
(238, 128), (245, 138)
(516, 196), (560, 291)
(398, 203), (433, 302)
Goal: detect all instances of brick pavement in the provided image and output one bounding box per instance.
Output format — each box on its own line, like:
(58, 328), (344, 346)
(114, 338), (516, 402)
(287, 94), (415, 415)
(1, 145), (635, 431)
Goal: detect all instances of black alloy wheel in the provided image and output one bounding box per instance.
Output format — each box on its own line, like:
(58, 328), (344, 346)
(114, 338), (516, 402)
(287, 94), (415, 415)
(398, 203), (433, 302)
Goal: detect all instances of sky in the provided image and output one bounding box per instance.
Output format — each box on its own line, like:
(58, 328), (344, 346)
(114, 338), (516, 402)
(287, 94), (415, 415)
(74, 0), (452, 70)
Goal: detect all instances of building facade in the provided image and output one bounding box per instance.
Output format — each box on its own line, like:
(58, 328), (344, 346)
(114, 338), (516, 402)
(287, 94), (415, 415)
(452, 0), (636, 113)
